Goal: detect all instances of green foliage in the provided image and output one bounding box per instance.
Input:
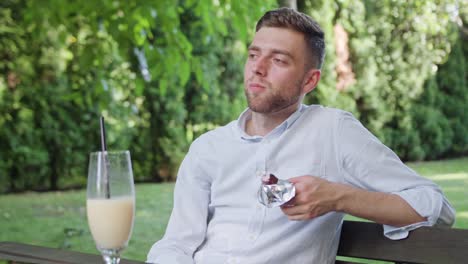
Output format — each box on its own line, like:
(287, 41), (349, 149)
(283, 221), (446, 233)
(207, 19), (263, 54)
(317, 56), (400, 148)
(0, 0), (139, 191)
(301, 0), (466, 161)
(411, 26), (468, 159)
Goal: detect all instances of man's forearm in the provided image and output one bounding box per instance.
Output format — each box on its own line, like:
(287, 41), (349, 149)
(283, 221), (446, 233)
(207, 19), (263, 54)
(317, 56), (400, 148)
(335, 183), (426, 227)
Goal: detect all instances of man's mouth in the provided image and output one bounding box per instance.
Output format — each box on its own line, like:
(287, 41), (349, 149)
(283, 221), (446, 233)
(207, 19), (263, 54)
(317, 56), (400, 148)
(248, 82), (266, 93)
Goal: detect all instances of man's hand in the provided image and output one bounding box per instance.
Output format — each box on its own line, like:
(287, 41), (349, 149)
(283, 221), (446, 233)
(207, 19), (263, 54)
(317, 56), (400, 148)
(281, 175), (344, 221)
(281, 175), (426, 226)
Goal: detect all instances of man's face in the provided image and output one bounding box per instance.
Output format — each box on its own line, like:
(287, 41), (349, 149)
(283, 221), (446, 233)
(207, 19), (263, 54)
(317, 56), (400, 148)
(244, 27), (310, 114)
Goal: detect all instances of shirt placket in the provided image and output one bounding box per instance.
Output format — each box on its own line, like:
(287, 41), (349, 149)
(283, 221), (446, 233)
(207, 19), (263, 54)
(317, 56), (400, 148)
(247, 138), (271, 244)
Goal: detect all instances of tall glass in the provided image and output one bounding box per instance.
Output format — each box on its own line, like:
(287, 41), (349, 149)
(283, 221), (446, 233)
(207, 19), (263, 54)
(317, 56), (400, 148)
(86, 151), (135, 264)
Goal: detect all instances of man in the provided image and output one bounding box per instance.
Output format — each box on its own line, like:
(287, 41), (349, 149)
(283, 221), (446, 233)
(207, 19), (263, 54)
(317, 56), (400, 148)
(147, 7), (455, 264)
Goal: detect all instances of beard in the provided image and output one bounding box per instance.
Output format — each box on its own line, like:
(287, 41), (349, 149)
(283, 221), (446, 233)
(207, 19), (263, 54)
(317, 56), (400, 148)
(245, 79), (303, 114)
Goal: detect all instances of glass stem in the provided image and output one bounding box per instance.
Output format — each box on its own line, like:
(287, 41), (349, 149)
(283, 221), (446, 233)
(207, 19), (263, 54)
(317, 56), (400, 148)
(101, 248), (121, 264)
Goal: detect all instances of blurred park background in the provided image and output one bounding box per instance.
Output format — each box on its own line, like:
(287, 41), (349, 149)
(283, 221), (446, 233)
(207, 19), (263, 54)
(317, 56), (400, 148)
(0, 0), (467, 262)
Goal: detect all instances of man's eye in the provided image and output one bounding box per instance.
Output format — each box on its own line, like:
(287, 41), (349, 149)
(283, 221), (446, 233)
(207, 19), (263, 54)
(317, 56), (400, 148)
(249, 53), (258, 59)
(274, 58), (286, 64)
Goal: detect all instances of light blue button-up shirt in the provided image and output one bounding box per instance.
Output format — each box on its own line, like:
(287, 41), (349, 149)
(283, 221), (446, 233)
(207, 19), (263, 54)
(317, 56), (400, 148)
(147, 105), (455, 264)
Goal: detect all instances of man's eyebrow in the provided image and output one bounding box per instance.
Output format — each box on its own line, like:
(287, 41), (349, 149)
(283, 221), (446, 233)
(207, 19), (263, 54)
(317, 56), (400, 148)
(248, 45), (293, 59)
(248, 45), (261, 52)
(271, 49), (293, 59)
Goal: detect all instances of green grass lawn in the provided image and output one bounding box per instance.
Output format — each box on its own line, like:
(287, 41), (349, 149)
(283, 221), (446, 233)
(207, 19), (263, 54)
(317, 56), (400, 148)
(0, 183), (174, 262)
(0, 157), (467, 262)
(407, 156), (468, 228)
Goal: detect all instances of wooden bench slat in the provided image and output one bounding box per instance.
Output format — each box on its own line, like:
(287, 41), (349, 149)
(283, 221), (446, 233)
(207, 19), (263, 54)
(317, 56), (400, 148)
(337, 220), (468, 264)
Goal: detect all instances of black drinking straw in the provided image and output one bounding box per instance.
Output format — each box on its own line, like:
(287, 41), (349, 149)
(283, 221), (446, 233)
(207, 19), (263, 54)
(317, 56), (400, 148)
(100, 116), (110, 199)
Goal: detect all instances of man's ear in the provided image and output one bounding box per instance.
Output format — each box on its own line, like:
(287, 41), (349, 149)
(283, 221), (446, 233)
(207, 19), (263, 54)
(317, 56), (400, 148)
(302, 69), (321, 95)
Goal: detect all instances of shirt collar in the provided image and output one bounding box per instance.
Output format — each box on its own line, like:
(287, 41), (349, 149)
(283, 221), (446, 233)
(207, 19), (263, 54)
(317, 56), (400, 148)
(237, 104), (307, 141)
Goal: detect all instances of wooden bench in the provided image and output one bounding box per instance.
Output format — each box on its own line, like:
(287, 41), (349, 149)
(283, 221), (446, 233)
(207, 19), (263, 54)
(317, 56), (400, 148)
(1, 220), (468, 264)
(336, 220), (468, 264)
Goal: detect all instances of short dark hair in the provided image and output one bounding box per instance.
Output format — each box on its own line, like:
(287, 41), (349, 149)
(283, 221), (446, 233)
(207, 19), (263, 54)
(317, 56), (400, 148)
(255, 7), (325, 69)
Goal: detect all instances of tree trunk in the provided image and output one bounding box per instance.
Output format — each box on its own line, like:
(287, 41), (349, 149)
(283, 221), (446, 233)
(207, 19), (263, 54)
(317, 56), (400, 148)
(49, 146), (59, 190)
(9, 166), (17, 192)
(278, 0), (297, 9)
(146, 89), (163, 183)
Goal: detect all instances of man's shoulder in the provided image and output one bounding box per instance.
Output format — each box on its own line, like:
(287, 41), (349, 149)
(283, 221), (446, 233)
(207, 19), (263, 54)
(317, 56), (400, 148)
(303, 104), (352, 121)
(190, 120), (237, 149)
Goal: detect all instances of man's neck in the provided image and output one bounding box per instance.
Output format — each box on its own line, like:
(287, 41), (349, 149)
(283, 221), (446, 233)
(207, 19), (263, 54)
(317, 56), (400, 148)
(246, 103), (300, 136)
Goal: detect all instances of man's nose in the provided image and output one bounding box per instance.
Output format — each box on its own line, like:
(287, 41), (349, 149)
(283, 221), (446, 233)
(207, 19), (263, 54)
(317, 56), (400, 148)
(252, 57), (268, 76)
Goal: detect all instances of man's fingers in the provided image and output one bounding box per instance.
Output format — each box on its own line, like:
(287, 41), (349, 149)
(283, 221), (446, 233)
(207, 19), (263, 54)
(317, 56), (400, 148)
(284, 211), (316, 221)
(281, 203), (307, 216)
(287, 175), (308, 184)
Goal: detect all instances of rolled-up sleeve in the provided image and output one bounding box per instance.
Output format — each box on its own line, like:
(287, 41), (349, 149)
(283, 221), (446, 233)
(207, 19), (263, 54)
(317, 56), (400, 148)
(147, 139), (211, 263)
(337, 111), (455, 240)
(383, 187), (455, 239)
